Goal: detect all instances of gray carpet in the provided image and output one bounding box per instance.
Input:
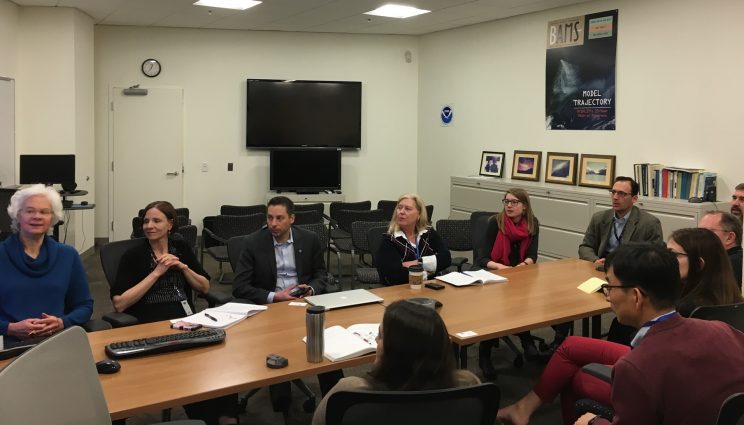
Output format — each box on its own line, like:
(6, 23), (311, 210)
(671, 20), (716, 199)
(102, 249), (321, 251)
(84, 247), (611, 425)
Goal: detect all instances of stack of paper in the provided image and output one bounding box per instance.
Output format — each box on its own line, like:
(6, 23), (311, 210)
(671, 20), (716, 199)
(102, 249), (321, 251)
(171, 302), (267, 329)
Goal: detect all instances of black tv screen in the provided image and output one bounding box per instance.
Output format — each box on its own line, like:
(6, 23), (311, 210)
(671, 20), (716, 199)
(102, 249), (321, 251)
(246, 79), (361, 149)
(270, 149), (341, 193)
(19, 154), (75, 185)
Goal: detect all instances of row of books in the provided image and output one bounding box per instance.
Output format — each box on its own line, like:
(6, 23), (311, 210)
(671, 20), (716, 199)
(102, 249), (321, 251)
(633, 163), (716, 200)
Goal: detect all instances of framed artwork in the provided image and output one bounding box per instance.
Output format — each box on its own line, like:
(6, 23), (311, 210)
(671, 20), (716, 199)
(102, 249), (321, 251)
(511, 150), (542, 181)
(479, 151), (505, 177)
(578, 154), (616, 189)
(545, 152), (578, 185)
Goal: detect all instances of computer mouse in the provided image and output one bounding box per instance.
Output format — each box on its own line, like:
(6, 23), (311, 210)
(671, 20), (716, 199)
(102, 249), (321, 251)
(266, 354), (289, 369)
(96, 359), (121, 374)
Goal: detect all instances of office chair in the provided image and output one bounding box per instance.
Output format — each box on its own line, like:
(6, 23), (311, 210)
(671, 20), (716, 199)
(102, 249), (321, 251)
(435, 219), (472, 272)
(329, 201), (371, 239)
(325, 382), (500, 425)
(690, 302), (744, 332)
(225, 235), (319, 419)
(332, 209), (388, 284)
(294, 202), (325, 213)
(0, 326), (204, 425)
(296, 222), (341, 292)
(377, 200), (434, 223)
(717, 392), (744, 425)
(350, 221), (388, 288)
(220, 204), (267, 216)
(202, 213), (266, 283)
(293, 209), (324, 225)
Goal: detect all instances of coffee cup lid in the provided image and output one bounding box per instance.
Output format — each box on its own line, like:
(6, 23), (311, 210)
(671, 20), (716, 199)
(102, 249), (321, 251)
(408, 264), (423, 272)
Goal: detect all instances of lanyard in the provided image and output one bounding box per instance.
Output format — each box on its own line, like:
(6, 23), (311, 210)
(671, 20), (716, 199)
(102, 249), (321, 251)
(612, 217), (624, 244)
(408, 237), (421, 260)
(640, 310), (677, 329)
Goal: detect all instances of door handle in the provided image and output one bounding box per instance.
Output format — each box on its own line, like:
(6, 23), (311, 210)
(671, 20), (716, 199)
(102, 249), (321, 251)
(166, 171), (179, 176)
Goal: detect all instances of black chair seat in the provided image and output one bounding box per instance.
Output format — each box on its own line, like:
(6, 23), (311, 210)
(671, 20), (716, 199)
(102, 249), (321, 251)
(206, 245), (229, 261)
(355, 268), (380, 283)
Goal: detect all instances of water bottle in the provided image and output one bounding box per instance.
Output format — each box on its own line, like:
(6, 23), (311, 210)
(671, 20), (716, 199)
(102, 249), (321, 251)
(306, 305), (325, 363)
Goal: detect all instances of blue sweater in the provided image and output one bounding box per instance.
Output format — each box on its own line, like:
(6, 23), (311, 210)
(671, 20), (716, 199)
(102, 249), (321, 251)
(0, 234), (93, 344)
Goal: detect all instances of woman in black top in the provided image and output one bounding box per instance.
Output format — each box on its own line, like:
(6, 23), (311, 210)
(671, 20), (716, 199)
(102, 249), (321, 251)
(376, 193), (451, 285)
(111, 201), (236, 425)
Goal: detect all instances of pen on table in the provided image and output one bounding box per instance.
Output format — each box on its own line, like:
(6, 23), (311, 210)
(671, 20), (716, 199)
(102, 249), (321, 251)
(204, 313), (218, 322)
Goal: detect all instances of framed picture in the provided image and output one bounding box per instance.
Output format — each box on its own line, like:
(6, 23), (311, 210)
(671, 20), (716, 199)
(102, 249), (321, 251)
(578, 154), (616, 189)
(545, 152), (578, 185)
(479, 151), (505, 177)
(511, 150), (542, 181)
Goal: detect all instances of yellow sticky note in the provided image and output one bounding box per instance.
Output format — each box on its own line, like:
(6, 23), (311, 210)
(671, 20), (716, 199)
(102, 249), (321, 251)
(577, 277), (605, 294)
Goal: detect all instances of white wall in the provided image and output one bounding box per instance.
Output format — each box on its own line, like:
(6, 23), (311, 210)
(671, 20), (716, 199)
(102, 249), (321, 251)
(0, 0), (19, 78)
(418, 0), (744, 215)
(94, 26), (419, 237)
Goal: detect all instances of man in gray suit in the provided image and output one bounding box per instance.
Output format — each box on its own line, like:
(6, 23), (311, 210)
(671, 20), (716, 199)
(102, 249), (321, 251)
(579, 176), (663, 266)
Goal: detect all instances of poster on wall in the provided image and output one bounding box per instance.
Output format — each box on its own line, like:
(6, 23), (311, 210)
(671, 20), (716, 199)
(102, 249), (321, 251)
(545, 9), (618, 130)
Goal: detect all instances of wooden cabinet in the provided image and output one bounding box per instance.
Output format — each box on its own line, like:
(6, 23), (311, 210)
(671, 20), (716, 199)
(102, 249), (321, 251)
(450, 176), (729, 260)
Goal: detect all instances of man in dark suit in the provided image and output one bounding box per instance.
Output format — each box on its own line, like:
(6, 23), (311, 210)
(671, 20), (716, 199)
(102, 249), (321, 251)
(575, 243), (744, 425)
(231, 196), (340, 406)
(578, 176), (663, 266)
(232, 196), (327, 304)
(698, 210), (742, 288)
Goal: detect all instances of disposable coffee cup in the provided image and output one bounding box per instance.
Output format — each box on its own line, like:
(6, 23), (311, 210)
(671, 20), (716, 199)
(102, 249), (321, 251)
(408, 264), (424, 289)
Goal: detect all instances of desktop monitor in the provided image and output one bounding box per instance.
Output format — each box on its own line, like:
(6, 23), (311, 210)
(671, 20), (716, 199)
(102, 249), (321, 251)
(270, 149), (341, 193)
(19, 155), (75, 185)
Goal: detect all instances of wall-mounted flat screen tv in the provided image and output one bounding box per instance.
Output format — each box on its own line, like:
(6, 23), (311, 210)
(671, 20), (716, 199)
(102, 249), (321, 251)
(246, 79), (361, 149)
(19, 154), (75, 185)
(270, 149), (341, 193)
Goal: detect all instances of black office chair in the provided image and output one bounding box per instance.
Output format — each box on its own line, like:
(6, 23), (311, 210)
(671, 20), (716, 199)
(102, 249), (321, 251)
(435, 219), (472, 272)
(690, 302), (744, 332)
(296, 222), (340, 292)
(332, 209), (388, 284)
(294, 202), (325, 213)
(329, 201), (372, 240)
(293, 210), (324, 225)
(376, 200), (397, 220)
(350, 221), (388, 288)
(202, 213), (266, 283)
(220, 204), (266, 216)
(225, 235), (318, 419)
(717, 392), (744, 425)
(325, 383), (500, 425)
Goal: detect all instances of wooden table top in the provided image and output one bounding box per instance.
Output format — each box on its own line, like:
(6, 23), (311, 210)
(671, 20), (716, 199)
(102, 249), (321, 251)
(370, 257), (610, 344)
(1, 257), (609, 419)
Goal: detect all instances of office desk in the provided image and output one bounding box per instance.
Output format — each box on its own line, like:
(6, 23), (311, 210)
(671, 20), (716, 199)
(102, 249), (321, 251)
(89, 301), (386, 420)
(1, 258), (608, 419)
(370, 258), (609, 345)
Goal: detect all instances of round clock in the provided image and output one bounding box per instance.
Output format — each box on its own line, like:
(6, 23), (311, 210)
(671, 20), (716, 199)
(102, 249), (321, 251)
(141, 58), (161, 78)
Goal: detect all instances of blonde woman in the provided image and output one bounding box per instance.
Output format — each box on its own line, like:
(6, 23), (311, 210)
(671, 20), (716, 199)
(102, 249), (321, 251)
(375, 193), (451, 285)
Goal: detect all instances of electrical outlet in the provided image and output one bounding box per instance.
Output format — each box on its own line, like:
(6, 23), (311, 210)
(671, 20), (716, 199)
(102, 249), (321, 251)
(228, 163), (234, 171)
(201, 162), (208, 172)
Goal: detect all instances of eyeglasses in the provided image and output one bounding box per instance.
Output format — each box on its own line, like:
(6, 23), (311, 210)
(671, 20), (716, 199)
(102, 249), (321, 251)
(502, 199), (522, 206)
(609, 190), (631, 197)
(22, 208), (53, 216)
(668, 250), (688, 257)
(600, 283), (634, 296)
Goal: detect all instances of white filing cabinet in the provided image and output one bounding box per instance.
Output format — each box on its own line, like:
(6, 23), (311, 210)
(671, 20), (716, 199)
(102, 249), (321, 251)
(450, 176), (729, 260)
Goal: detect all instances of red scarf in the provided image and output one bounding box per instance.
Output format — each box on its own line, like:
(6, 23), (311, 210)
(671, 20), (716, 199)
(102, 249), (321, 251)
(490, 217), (531, 266)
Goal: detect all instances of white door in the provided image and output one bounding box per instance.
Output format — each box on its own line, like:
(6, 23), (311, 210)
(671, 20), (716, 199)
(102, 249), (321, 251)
(110, 87), (183, 241)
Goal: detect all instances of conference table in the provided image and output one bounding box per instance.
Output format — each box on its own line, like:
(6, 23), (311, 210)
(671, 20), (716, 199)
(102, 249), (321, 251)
(5, 257), (611, 419)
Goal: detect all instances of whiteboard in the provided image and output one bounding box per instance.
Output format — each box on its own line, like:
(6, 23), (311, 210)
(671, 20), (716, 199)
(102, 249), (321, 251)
(0, 78), (14, 187)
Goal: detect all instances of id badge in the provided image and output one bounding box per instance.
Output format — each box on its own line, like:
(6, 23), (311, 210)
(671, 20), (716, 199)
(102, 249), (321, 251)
(181, 299), (193, 315)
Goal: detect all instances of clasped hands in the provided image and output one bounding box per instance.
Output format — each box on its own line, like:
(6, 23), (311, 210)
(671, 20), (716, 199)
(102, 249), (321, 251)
(152, 253), (188, 277)
(8, 313), (64, 340)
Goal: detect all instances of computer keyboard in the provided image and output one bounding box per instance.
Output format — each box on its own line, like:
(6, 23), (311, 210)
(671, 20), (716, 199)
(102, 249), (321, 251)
(105, 328), (226, 359)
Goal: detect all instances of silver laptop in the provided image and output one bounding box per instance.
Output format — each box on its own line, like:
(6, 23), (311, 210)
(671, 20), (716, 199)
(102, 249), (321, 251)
(304, 289), (383, 310)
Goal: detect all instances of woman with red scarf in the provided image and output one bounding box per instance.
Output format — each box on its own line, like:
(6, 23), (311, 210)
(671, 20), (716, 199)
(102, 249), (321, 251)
(475, 188), (541, 379)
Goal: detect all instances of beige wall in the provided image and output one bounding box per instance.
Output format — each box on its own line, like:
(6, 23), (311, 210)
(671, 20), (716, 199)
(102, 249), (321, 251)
(1, 3), (95, 252)
(94, 26), (419, 237)
(417, 0), (744, 215)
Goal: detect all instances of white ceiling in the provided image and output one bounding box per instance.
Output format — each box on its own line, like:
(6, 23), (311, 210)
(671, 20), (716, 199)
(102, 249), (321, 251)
(11, 0), (592, 35)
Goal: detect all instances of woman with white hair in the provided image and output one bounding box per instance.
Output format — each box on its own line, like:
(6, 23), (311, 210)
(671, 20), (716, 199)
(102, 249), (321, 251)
(375, 193), (451, 285)
(0, 184), (93, 346)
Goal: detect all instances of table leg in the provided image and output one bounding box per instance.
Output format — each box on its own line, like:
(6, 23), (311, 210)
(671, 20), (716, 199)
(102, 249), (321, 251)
(592, 314), (602, 339)
(582, 317), (589, 337)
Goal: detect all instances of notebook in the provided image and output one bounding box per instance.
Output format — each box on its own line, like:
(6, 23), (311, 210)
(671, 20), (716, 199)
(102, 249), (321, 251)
(304, 289), (383, 310)
(436, 269), (508, 286)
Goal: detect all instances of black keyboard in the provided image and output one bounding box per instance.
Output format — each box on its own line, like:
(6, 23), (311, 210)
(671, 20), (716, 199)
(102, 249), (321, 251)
(105, 328), (226, 359)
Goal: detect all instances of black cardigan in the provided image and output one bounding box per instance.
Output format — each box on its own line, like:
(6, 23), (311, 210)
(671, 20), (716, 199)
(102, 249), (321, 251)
(375, 228), (451, 285)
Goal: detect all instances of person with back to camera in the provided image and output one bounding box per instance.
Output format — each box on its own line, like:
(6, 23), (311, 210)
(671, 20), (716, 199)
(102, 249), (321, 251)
(0, 184), (93, 346)
(110, 200), (237, 425)
(311, 299), (481, 425)
(474, 188), (557, 377)
(498, 230), (743, 425)
(375, 193), (451, 285)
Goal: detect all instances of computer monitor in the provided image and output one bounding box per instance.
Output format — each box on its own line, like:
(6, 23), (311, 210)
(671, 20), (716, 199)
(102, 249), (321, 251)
(19, 155), (75, 185)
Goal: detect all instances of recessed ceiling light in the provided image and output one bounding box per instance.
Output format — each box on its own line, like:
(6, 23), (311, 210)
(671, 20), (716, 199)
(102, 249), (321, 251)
(193, 0), (261, 11)
(364, 4), (430, 19)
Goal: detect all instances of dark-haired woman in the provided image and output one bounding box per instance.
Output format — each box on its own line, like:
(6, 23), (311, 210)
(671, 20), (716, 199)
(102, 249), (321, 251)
(497, 228), (742, 425)
(111, 201), (237, 425)
(475, 189), (552, 377)
(311, 300), (480, 425)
